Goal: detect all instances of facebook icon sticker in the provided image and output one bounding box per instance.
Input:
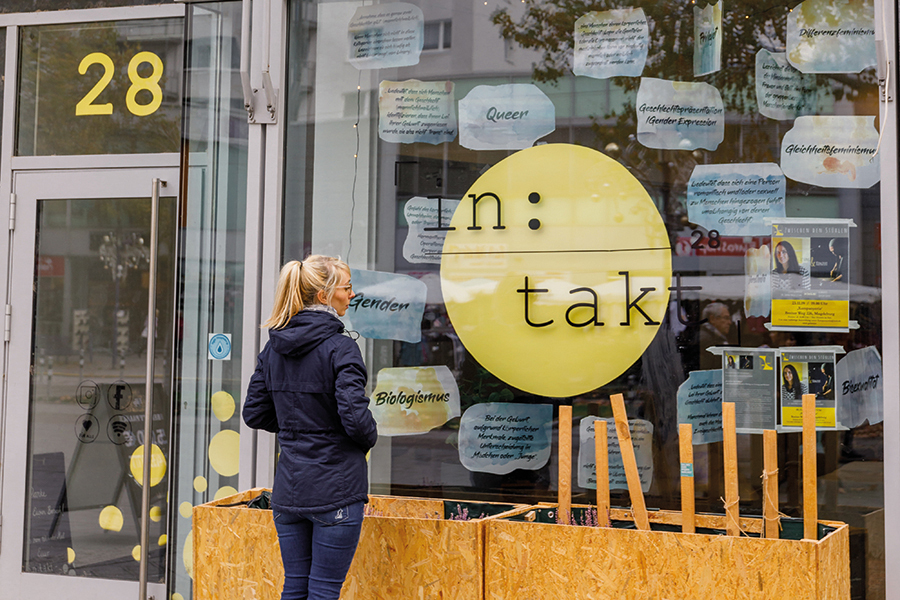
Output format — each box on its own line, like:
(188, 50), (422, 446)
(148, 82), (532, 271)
(107, 380), (133, 410)
(208, 333), (232, 361)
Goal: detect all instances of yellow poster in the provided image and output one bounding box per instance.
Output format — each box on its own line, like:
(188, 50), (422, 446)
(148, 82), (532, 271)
(779, 349), (840, 430)
(770, 219), (852, 331)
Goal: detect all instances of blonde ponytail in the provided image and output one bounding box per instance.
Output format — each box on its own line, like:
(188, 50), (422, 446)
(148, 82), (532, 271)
(263, 255), (350, 329)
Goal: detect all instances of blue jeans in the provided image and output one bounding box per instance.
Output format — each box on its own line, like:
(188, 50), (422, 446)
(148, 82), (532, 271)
(273, 502), (365, 600)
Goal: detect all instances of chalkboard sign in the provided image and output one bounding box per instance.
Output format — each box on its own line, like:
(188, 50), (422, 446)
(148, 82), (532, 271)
(25, 452), (73, 574)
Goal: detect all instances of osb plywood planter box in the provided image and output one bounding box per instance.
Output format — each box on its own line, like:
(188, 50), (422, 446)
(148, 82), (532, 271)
(192, 488), (529, 600)
(192, 488), (279, 600)
(484, 504), (849, 600)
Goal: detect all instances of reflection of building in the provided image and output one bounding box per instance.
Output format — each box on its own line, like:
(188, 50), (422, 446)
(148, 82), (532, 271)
(0, 2), (897, 599)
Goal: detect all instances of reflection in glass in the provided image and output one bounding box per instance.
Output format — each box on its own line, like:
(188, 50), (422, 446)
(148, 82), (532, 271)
(25, 196), (176, 581)
(16, 19), (182, 156)
(283, 1), (885, 597)
(168, 4), (248, 599)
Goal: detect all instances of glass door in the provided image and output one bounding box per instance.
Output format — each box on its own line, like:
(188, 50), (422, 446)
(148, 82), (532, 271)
(1, 167), (178, 597)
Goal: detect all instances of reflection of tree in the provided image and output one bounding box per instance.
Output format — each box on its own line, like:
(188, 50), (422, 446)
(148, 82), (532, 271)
(492, 0), (877, 110)
(492, 0), (878, 232)
(18, 23), (180, 156)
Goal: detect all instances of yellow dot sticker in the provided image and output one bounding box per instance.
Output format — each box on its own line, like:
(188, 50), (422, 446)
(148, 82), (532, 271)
(179, 501), (193, 519)
(159, 534), (168, 546)
(211, 391), (236, 422)
(208, 430), (240, 477)
(183, 531), (194, 579)
(193, 476), (208, 493)
(150, 505), (163, 522)
(130, 444), (167, 487)
(173, 595), (185, 600)
(440, 144), (672, 397)
(67, 548), (76, 564)
(99, 505), (124, 532)
(214, 486), (238, 501)
(132, 545), (142, 561)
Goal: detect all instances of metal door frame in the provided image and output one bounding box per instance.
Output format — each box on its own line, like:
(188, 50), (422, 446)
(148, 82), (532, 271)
(0, 7), (185, 599)
(0, 164), (178, 598)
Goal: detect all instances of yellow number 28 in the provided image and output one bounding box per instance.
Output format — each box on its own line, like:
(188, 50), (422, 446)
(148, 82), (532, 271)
(75, 51), (164, 117)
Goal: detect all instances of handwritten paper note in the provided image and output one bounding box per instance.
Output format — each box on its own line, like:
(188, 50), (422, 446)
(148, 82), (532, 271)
(370, 366), (461, 436)
(756, 50), (818, 120)
(837, 346), (883, 428)
(341, 269), (427, 343)
(348, 2), (424, 69)
(577, 417), (653, 492)
(676, 370), (724, 445)
(687, 163), (786, 237)
(694, 1), (722, 76)
(458, 84), (556, 151)
(573, 9), (649, 79)
(379, 80), (457, 145)
(781, 116), (880, 189)
(458, 403), (553, 475)
(636, 78), (724, 151)
(787, 0), (876, 74)
(402, 197), (460, 264)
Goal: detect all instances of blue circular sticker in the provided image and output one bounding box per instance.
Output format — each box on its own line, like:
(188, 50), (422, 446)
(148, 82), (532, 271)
(209, 334), (232, 360)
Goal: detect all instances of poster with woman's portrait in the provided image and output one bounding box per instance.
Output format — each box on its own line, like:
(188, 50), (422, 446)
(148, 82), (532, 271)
(769, 219), (853, 331)
(779, 348), (841, 430)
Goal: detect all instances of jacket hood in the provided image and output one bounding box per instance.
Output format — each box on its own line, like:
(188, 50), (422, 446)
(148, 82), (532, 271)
(269, 310), (345, 357)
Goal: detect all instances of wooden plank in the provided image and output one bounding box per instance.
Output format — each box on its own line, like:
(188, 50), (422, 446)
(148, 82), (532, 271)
(595, 419), (610, 526)
(679, 423), (695, 534)
(763, 429), (780, 539)
(610, 393), (649, 531)
(722, 402), (740, 536)
(803, 393), (818, 540)
(558, 404), (572, 524)
(368, 495), (443, 519)
(551, 503), (842, 536)
(484, 518), (849, 600)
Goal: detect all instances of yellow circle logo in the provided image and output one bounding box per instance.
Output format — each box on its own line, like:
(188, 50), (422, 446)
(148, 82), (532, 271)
(440, 144), (672, 397)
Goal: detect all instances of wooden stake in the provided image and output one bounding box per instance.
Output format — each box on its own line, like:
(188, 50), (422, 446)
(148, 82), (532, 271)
(679, 423), (695, 534)
(722, 402), (740, 536)
(763, 429), (780, 539)
(610, 394), (649, 531)
(558, 404), (572, 525)
(803, 393), (818, 540)
(595, 419), (609, 526)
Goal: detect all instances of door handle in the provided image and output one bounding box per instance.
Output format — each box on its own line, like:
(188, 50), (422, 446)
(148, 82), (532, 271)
(138, 178), (164, 600)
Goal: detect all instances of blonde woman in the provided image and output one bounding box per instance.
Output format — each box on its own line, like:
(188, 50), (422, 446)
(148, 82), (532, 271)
(243, 255), (378, 600)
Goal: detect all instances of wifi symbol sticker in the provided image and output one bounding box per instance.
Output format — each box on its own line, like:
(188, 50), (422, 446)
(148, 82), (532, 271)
(107, 416), (132, 445)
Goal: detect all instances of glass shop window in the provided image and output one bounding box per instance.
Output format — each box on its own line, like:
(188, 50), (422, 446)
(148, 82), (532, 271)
(284, 2), (885, 598)
(16, 19), (183, 156)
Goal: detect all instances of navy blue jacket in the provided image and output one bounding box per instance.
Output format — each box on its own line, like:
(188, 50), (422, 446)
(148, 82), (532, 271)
(243, 310), (378, 515)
